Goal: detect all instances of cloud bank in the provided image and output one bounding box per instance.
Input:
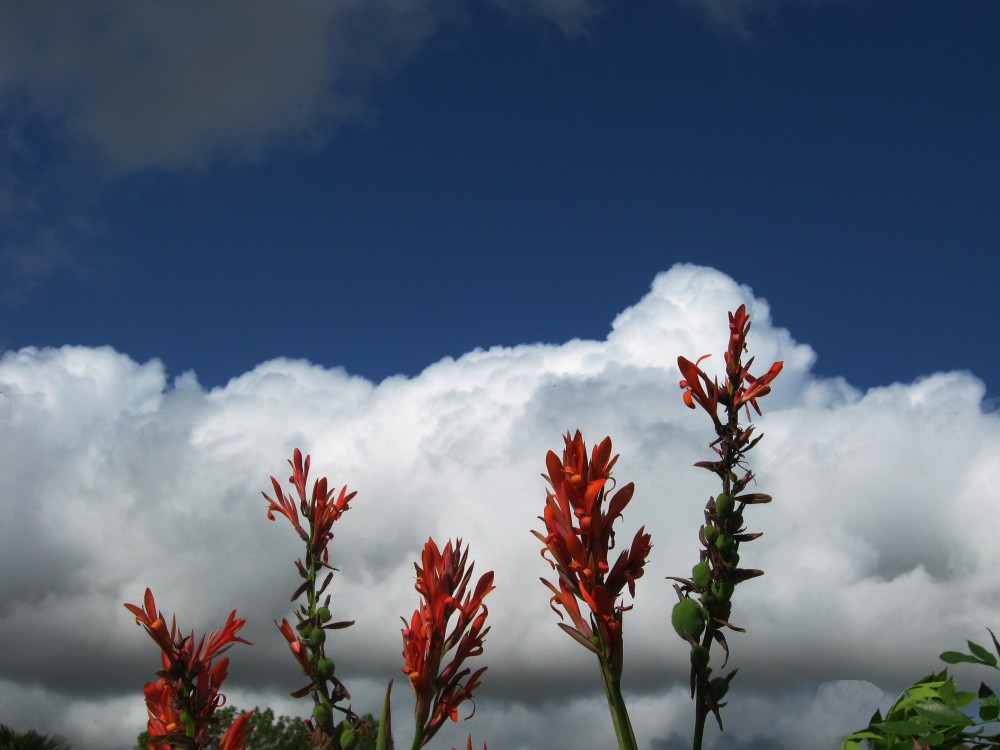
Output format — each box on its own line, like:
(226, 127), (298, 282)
(1, 264), (997, 749)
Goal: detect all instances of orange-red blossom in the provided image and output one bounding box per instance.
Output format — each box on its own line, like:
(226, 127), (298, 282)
(534, 431), (652, 679)
(401, 537), (494, 747)
(678, 304), (783, 425)
(263, 447), (357, 565)
(125, 588), (254, 750)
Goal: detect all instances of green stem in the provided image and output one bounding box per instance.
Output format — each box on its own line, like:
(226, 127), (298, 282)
(600, 660), (639, 750)
(691, 627), (714, 750)
(410, 725), (424, 750)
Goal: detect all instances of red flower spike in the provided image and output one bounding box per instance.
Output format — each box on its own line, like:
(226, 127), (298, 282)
(679, 305), (782, 423)
(124, 590), (251, 750)
(264, 450), (358, 563)
(401, 537), (493, 748)
(534, 432), (650, 679)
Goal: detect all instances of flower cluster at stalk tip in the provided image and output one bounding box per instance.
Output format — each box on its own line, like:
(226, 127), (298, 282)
(263, 449), (364, 744)
(669, 304), (783, 745)
(402, 537), (494, 749)
(534, 431), (652, 680)
(125, 588), (254, 750)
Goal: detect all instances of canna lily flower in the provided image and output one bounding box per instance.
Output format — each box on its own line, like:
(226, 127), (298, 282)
(263, 448), (357, 564)
(276, 617), (313, 675)
(679, 305), (782, 423)
(678, 354), (722, 428)
(534, 432), (651, 679)
(217, 709), (255, 750)
(124, 589), (253, 750)
(124, 588), (177, 659)
(401, 537), (494, 748)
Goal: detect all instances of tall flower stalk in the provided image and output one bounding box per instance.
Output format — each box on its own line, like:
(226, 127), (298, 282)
(668, 304), (782, 750)
(401, 537), (494, 750)
(534, 431), (652, 750)
(263, 448), (366, 748)
(124, 588), (254, 750)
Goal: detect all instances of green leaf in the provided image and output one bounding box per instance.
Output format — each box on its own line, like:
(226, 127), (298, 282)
(968, 640), (999, 667)
(873, 719), (933, 734)
(953, 690), (978, 708)
(979, 683), (1000, 722)
(841, 730), (886, 741)
(839, 739), (864, 750)
(940, 651), (984, 666)
(375, 679), (394, 750)
(911, 701), (973, 726)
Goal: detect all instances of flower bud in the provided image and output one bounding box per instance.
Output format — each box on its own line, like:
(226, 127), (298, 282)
(710, 677), (730, 700)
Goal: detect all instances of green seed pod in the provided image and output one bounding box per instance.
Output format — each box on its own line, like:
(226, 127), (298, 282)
(317, 606), (332, 623)
(715, 535), (735, 556)
(692, 561), (710, 590)
(703, 525), (719, 545)
(316, 657), (336, 680)
(715, 493), (735, 518)
(690, 645), (710, 669)
(309, 626), (327, 646)
(671, 598), (706, 640)
(710, 677), (730, 700)
(700, 590), (717, 611)
(732, 511), (744, 530)
(312, 703), (333, 728)
(722, 582), (735, 600)
(340, 728), (358, 749)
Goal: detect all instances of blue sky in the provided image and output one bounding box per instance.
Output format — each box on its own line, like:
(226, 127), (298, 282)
(1, 3), (999, 750)
(2, 1), (998, 396)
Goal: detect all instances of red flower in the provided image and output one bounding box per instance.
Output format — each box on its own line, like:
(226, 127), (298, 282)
(124, 588), (177, 659)
(217, 709), (255, 750)
(263, 448), (357, 564)
(275, 617), (312, 675)
(534, 432), (651, 678)
(678, 354), (721, 427)
(679, 305), (783, 422)
(401, 538), (494, 748)
(124, 589), (253, 750)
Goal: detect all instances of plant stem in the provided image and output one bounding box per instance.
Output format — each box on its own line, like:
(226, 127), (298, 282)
(410, 727), (424, 750)
(600, 660), (639, 750)
(691, 627), (714, 750)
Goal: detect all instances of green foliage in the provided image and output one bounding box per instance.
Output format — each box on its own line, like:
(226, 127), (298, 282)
(841, 629), (1000, 750)
(0, 723), (73, 750)
(133, 706), (378, 750)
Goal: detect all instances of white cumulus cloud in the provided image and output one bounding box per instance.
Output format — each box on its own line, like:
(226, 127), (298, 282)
(1, 264), (997, 750)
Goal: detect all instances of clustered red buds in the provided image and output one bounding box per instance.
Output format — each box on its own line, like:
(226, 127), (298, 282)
(402, 537), (494, 748)
(534, 432), (651, 680)
(125, 588), (254, 750)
